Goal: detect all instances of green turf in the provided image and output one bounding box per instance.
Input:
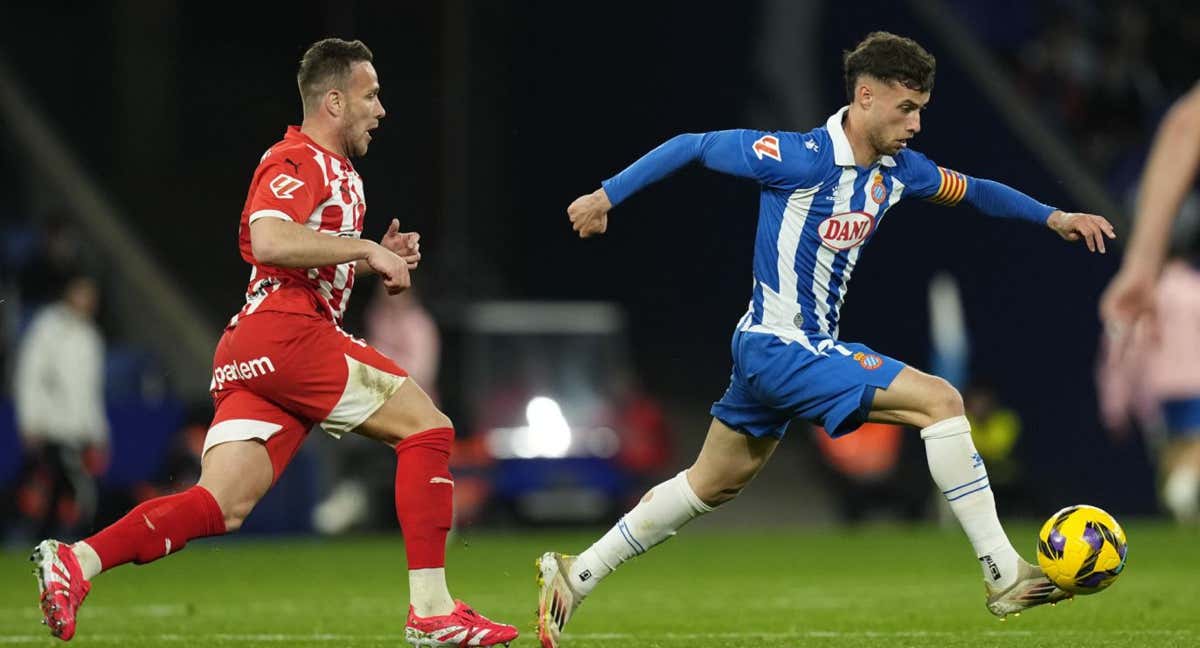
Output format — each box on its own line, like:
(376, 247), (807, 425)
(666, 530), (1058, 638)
(2, 522), (1196, 647)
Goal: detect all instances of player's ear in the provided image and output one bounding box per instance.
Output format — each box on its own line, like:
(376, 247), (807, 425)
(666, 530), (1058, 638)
(325, 89), (344, 118)
(858, 82), (873, 109)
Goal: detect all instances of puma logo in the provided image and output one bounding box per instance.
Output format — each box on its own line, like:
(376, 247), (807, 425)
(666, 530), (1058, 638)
(429, 477), (454, 486)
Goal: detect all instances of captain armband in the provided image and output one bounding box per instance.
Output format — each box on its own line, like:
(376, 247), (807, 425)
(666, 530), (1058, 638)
(927, 167), (967, 206)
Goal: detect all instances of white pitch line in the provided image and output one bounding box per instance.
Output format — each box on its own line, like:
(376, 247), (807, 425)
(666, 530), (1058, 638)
(567, 629), (1197, 640)
(0, 635), (406, 644)
(0, 629), (1194, 644)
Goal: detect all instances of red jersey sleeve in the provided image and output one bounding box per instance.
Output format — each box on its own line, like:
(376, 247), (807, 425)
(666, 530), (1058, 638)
(246, 151), (327, 225)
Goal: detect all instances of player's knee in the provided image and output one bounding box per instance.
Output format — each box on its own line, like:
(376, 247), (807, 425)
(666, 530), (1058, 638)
(703, 485), (744, 507)
(220, 499), (257, 533)
(389, 410), (453, 445)
(430, 410), (454, 433)
(689, 471), (751, 507)
(920, 378), (964, 427)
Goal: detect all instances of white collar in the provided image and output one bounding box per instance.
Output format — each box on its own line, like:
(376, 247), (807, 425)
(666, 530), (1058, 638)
(825, 106), (896, 168)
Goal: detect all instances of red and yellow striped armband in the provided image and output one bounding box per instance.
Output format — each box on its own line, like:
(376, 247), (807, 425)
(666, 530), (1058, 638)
(927, 167), (968, 206)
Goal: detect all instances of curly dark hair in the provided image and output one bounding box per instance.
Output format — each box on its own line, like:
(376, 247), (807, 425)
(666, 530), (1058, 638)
(843, 32), (936, 102)
(297, 38), (374, 113)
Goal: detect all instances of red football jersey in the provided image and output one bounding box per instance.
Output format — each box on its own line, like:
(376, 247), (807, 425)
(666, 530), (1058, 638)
(232, 126), (367, 326)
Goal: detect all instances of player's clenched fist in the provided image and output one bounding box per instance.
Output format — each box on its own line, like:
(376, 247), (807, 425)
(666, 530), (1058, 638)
(567, 188), (612, 238)
(365, 242), (411, 294)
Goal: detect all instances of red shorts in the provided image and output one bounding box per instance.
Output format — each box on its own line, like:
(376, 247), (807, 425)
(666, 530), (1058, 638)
(204, 311), (407, 478)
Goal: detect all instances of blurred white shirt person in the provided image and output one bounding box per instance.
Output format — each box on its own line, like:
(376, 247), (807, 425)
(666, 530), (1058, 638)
(13, 274), (108, 539)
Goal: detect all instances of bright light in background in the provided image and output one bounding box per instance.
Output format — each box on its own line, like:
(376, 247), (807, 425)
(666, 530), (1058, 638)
(510, 396), (572, 458)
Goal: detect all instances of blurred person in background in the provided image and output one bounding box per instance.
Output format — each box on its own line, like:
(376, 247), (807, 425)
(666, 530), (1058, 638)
(366, 281), (440, 396)
(1098, 84), (1200, 525)
(12, 274), (108, 543)
(1101, 82), (1200, 332)
(28, 38), (517, 645)
(16, 217), (85, 315)
(810, 422), (926, 524)
(607, 374), (673, 504)
(1099, 250), (1200, 524)
(963, 382), (1032, 517)
(538, 31), (1115, 646)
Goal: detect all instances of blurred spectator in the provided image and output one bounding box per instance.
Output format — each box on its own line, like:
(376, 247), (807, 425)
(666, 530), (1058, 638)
(1011, 1), (1185, 177)
(11, 274), (109, 541)
(134, 404), (206, 499)
(811, 423), (929, 524)
(1101, 82), (1200, 330)
(595, 371), (674, 508)
(313, 282), (441, 534)
(17, 216), (86, 314)
(365, 284), (441, 398)
(611, 383), (673, 484)
(1098, 257), (1200, 524)
(3, 216), (86, 377)
(964, 381), (1034, 516)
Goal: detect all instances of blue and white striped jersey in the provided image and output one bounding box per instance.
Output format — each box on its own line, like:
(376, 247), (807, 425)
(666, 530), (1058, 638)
(601, 107), (1051, 348)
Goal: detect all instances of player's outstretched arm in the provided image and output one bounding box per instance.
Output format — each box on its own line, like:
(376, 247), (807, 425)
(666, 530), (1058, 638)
(568, 130), (776, 239)
(1100, 84), (1200, 329)
(250, 218), (411, 293)
(937, 169), (1116, 253)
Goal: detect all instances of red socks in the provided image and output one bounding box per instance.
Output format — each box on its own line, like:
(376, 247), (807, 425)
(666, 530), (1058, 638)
(84, 485), (226, 571)
(394, 427), (454, 569)
(82, 430), (454, 575)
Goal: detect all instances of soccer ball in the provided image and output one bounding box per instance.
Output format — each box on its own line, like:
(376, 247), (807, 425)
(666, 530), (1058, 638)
(1036, 504), (1128, 595)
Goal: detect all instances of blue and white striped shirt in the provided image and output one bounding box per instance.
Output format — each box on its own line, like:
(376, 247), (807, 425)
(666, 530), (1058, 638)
(601, 107), (1055, 349)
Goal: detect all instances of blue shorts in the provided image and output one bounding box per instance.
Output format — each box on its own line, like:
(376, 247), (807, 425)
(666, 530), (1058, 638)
(710, 328), (905, 439)
(1163, 399), (1200, 436)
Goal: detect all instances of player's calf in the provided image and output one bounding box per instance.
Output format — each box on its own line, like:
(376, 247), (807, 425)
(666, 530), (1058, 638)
(79, 485), (226, 576)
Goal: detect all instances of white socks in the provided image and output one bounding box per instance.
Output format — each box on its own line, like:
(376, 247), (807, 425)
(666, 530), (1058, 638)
(568, 470), (713, 597)
(72, 541), (103, 581)
(409, 567), (455, 617)
(922, 416), (1019, 589)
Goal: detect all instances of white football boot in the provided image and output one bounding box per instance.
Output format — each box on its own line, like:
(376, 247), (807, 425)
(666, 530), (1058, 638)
(536, 552), (583, 648)
(985, 558), (1073, 618)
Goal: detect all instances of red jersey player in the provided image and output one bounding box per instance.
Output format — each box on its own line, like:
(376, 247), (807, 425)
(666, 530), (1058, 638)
(30, 38), (518, 647)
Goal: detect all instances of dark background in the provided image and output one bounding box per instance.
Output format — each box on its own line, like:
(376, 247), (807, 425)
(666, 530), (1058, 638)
(4, 0), (1191, 515)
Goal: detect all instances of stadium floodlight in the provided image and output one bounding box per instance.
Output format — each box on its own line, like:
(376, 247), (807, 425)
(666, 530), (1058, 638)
(504, 396), (573, 459)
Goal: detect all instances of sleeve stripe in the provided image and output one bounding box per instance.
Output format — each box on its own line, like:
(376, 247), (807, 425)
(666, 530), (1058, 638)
(929, 167), (968, 206)
(248, 209), (294, 223)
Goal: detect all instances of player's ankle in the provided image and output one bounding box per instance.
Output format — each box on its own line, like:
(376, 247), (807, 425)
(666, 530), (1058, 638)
(980, 545), (1020, 590)
(408, 568), (454, 617)
(568, 550), (607, 598)
(71, 542), (102, 581)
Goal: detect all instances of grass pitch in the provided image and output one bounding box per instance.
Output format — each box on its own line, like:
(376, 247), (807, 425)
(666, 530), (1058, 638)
(1, 522), (1196, 647)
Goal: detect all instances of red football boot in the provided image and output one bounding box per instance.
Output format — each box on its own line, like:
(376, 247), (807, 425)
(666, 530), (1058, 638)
(404, 599), (519, 647)
(31, 540), (92, 641)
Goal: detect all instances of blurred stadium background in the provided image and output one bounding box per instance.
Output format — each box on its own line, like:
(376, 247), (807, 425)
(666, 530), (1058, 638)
(1, 1), (1199, 646)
